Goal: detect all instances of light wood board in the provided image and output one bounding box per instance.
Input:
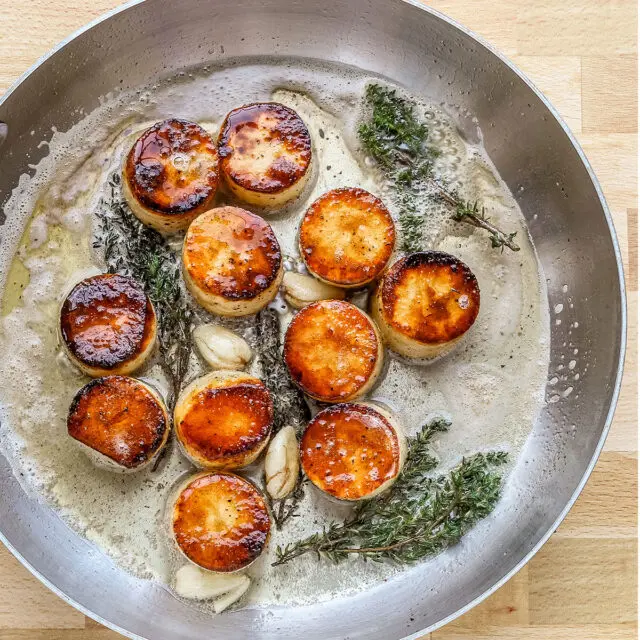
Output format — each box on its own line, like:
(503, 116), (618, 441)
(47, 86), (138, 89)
(0, 1), (636, 638)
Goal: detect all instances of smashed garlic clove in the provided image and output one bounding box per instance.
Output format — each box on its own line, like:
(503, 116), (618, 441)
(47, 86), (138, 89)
(264, 425), (300, 500)
(213, 576), (251, 613)
(193, 324), (253, 370)
(348, 287), (370, 311)
(174, 564), (251, 612)
(282, 272), (345, 309)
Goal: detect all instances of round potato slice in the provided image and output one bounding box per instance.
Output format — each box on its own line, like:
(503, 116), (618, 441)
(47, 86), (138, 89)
(172, 471), (271, 573)
(59, 273), (157, 377)
(182, 206), (283, 316)
(123, 118), (219, 233)
(174, 370), (273, 469)
(300, 402), (406, 501)
(372, 251), (480, 359)
(218, 102), (312, 208)
(67, 375), (169, 472)
(299, 187), (395, 288)
(283, 300), (383, 403)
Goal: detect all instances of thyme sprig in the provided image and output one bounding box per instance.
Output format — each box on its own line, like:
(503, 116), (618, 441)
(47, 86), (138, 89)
(93, 173), (194, 406)
(255, 308), (309, 434)
(435, 184), (520, 252)
(272, 474), (308, 530)
(358, 84), (433, 173)
(273, 418), (507, 566)
(358, 84), (436, 253)
(358, 83), (519, 253)
(255, 308), (310, 528)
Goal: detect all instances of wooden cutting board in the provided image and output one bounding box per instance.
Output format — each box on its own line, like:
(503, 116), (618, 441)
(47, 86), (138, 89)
(0, 1), (636, 638)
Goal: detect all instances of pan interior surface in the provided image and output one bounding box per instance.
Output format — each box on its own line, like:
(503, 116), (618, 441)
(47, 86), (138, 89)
(0, 1), (624, 639)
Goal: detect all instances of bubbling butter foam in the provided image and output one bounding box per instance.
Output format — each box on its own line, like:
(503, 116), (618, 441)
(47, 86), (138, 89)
(0, 58), (549, 609)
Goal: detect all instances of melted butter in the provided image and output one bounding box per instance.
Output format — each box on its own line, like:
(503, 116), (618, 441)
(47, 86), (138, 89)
(0, 59), (549, 610)
(1, 255), (29, 317)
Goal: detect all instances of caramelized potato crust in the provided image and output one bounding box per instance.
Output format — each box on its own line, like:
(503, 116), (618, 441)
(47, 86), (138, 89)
(300, 403), (404, 500)
(283, 300), (383, 402)
(59, 273), (156, 376)
(174, 371), (273, 469)
(183, 206), (283, 316)
(123, 118), (219, 231)
(172, 472), (271, 572)
(218, 103), (311, 207)
(299, 187), (395, 287)
(373, 251), (480, 358)
(67, 375), (168, 469)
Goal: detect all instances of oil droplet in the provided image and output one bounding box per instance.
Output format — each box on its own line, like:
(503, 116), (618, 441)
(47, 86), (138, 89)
(171, 153), (190, 171)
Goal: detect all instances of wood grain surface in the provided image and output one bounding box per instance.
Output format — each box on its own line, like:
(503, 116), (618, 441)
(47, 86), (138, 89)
(0, 1), (637, 638)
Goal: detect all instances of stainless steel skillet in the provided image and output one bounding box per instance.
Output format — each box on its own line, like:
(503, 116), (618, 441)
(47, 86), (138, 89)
(0, 1), (626, 638)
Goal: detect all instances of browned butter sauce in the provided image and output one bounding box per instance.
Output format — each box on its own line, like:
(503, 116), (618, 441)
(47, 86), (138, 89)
(0, 58), (549, 609)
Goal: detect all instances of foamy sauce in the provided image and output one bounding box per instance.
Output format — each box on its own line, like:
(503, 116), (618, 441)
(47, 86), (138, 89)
(0, 58), (549, 610)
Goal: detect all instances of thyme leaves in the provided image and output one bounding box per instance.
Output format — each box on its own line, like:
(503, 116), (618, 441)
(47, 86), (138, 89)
(358, 83), (520, 253)
(436, 185), (520, 253)
(255, 308), (310, 434)
(93, 173), (194, 406)
(358, 84), (436, 254)
(358, 84), (433, 174)
(273, 418), (507, 566)
(255, 308), (310, 529)
(272, 474), (308, 530)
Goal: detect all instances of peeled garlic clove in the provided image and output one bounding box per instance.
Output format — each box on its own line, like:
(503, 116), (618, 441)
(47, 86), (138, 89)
(213, 575), (251, 613)
(193, 324), (253, 370)
(282, 272), (345, 309)
(264, 425), (300, 500)
(174, 564), (248, 600)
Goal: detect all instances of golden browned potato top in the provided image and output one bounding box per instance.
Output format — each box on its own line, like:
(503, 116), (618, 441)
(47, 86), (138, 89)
(380, 251), (480, 344)
(283, 300), (380, 402)
(172, 472), (271, 572)
(176, 378), (273, 466)
(300, 403), (401, 500)
(60, 274), (156, 370)
(125, 118), (219, 215)
(299, 188), (396, 286)
(67, 376), (167, 468)
(183, 206), (282, 300)
(218, 103), (311, 193)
